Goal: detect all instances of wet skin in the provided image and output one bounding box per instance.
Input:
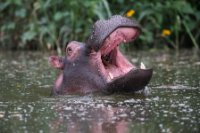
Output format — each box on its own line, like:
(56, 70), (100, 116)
(49, 42), (106, 95)
(49, 15), (153, 95)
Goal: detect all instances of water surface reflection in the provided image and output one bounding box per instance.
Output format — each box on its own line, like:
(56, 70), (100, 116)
(0, 51), (199, 133)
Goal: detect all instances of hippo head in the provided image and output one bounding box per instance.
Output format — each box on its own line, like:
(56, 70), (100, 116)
(49, 15), (153, 95)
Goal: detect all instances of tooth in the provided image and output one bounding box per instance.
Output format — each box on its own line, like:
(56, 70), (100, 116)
(109, 72), (113, 79)
(140, 62), (146, 69)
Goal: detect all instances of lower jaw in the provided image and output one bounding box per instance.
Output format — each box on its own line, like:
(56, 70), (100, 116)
(101, 45), (142, 82)
(104, 65), (134, 82)
(105, 61), (148, 82)
(101, 54), (135, 82)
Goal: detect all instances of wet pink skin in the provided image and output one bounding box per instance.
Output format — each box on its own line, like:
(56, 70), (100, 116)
(65, 41), (84, 61)
(100, 27), (138, 55)
(54, 73), (63, 91)
(48, 56), (64, 70)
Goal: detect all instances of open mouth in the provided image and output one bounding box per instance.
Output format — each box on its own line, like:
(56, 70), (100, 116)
(85, 15), (153, 89)
(99, 27), (143, 81)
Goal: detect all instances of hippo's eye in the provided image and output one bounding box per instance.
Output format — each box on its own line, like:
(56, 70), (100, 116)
(67, 47), (72, 56)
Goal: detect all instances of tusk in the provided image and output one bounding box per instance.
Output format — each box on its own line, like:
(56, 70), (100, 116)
(109, 72), (114, 79)
(140, 62), (146, 69)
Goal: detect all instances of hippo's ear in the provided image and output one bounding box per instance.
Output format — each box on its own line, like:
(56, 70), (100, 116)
(86, 15), (141, 51)
(49, 56), (64, 69)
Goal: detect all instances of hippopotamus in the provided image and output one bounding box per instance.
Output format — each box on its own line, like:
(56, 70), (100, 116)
(49, 15), (153, 95)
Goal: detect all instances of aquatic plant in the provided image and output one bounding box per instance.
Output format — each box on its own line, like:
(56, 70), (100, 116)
(0, 0), (199, 52)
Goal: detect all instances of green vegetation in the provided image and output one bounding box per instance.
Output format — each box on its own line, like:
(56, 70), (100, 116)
(0, 0), (199, 53)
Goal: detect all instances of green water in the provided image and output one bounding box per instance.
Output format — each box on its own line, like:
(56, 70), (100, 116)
(0, 51), (199, 133)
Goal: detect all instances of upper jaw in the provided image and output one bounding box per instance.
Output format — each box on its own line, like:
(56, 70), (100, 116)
(99, 27), (140, 56)
(99, 26), (140, 71)
(86, 15), (141, 52)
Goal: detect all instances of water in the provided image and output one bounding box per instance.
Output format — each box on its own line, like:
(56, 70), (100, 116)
(0, 51), (199, 133)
